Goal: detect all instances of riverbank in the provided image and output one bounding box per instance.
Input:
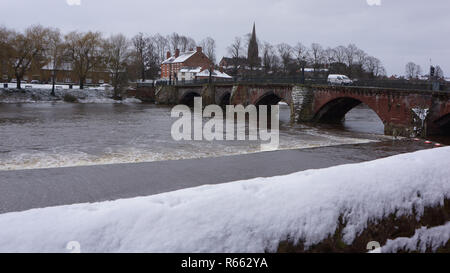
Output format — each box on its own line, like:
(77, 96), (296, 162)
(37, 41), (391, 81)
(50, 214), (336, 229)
(0, 140), (436, 214)
(0, 87), (141, 104)
(0, 147), (448, 253)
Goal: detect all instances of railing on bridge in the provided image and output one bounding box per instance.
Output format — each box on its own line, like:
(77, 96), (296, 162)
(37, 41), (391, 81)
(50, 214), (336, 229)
(155, 77), (448, 92)
(353, 79), (448, 92)
(162, 77), (327, 86)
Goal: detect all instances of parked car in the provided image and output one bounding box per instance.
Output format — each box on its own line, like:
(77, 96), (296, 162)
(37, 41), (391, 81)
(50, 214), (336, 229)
(10, 79), (27, 83)
(327, 74), (353, 86)
(30, 80), (40, 84)
(100, 83), (112, 88)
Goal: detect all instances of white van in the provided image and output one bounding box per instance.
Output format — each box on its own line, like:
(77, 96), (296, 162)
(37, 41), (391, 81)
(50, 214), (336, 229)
(327, 74), (353, 86)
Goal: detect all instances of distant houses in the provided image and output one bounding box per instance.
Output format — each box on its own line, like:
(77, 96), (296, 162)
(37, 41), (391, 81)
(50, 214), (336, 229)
(3, 61), (111, 85)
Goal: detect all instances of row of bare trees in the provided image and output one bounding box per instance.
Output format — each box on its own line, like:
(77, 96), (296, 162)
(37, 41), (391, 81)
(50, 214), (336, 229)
(0, 25), (218, 95)
(0, 25), (134, 94)
(227, 36), (386, 79)
(405, 62), (444, 80)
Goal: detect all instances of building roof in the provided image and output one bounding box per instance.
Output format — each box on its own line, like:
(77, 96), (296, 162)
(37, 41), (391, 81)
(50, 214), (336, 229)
(196, 69), (232, 79)
(162, 50), (197, 64)
(220, 57), (248, 66)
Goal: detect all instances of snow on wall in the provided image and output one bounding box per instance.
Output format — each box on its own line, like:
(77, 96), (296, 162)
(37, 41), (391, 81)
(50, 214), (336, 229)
(0, 147), (449, 253)
(375, 222), (450, 253)
(0, 88), (141, 104)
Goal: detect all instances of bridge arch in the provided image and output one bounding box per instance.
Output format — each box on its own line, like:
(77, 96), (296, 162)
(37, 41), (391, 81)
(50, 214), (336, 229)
(179, 91), (201, 107)
(253, 91), (296, 124)
(219, 92), (231, 108)
(433, 113), (450, 136)
(254, 91), (283, 106)
(313, 97), (385, 125)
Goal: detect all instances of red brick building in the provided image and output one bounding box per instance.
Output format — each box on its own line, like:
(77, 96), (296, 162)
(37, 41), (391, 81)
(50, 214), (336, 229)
(16, 62), (111, 85)
(161, 47), (212, 80)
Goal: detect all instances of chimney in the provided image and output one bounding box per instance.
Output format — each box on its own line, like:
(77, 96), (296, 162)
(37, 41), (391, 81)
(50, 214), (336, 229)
(196, 46), (202, 53)
(175, 49), (180, 58)
(166, 51), (171, 59)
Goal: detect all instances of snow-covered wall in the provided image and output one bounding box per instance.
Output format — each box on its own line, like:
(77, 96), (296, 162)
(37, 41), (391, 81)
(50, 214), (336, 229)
(0, 88), (141, 104)
(0, 147), (449, 253)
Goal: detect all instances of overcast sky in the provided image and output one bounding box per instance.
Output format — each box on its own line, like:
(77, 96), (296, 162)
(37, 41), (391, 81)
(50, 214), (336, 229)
(1, 0), (449, 76)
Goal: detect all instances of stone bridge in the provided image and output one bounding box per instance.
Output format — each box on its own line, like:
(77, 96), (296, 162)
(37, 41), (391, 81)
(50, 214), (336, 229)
(155, 83), (450, 137)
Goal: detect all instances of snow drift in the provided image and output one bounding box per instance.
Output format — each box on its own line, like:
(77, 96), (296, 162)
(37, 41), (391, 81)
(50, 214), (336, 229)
(0, 147), (449, 253)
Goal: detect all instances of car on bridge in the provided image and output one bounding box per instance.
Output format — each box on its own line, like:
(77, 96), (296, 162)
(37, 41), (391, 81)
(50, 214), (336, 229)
(327, 74), (353, 86)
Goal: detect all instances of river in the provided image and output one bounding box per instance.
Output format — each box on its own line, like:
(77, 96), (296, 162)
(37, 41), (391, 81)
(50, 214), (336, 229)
(0, 101), (399, 171)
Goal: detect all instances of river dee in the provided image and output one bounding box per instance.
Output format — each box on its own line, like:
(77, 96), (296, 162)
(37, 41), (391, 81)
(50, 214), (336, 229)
(0, 101), (399, 171)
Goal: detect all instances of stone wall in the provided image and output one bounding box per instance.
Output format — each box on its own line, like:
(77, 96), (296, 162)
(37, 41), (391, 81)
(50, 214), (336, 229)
(125, 86), (155, 102)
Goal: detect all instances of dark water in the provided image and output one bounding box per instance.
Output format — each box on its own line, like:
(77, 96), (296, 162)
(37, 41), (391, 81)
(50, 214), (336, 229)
(0, 101), (438, 171)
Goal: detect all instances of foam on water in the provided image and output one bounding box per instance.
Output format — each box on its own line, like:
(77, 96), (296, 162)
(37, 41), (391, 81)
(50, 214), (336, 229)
(0, 136), (378, 171)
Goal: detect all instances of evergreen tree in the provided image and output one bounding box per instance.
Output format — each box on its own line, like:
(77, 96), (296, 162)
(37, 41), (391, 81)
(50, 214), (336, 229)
(247, 23), (259, 71)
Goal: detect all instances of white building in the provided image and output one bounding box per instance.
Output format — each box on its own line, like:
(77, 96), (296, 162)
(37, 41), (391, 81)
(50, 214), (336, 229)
(177, 67), (202, 81)
(195, 69), (232, 80)
(177, 67), (232, 81)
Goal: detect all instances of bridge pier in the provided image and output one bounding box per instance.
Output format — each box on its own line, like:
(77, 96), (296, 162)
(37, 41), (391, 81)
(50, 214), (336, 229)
(291, 85), (315, 123)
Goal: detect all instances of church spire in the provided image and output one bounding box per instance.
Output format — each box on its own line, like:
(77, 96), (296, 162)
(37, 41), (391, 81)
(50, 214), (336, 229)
(247, 22), (259, 70)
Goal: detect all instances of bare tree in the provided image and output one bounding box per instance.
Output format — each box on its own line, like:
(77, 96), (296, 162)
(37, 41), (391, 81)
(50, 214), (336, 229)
(365, 56), (386, 78)
(332, 45), (347, 64)
(169, 32), (181, 53)
(47, 28), (64, 96)
(309, 43), (324, 74)
(103, 34), (131, 98)
(179, 35), (196, 52)
(9, 25), (50, 89)
(132, 33), (161, 81)
(179, 36), (189, 52)
(277, 43), (292, 74)
(261, 42), (278, 74)
(354, 48), (368, 78)
(227, 37), (243, 74)
(435, 65), (444, 79)
(132, 33), (150, 81)
(186, 37), (196, 51)
(345, 44), (358, 67)
(294, 42), (309, 80)
(65, 31), (103, 89)
(405, 62), (421, 79)
(200, 37), (216, 64)
(323, 47), (335, 67)
(0, 26), (14, 81)
(228, 37), (242, 59)
(153, 33), (169, 62)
